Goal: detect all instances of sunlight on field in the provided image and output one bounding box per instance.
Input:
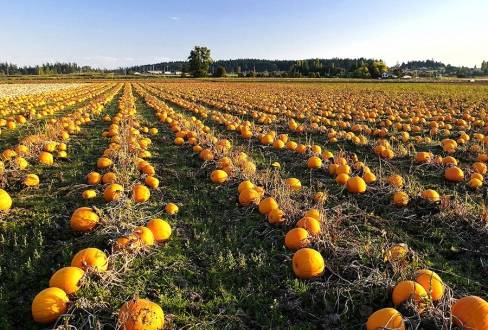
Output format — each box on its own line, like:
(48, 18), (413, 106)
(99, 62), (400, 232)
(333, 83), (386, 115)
(0, 80), (486, 329)
(0, 83), (86, 99)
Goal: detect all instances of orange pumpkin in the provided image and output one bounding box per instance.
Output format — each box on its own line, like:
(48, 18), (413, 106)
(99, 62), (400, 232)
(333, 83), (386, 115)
(414, 269), (444, 301)
(258, 197), (279, 215)
(132, 184), (150, 203)
(118, 298), (164, 330)
(285, 228), (310, 250)
(70, 207), (99, 232)
(366, 308), (405, 330)
(451, 296), (488, 330)
(49, 267), (85, 294)
(147, 218), (172, 242)
(392, 280), (428, 308)
(296, 217), (321, 236)
(31, 287), (69, 324)
(292, 248), (325, 279)
(210, 169), (228, 184)
(133, 226), (155, 246)
(71, 248), (108, 272)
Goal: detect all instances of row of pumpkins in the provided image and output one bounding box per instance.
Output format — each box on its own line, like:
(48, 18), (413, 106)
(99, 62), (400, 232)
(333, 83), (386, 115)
(139, 84), (485, 201)
(156, 81), (488, 192)
(0, 83), (112, 133)
(30, 84), (170, 329)
(0, 85), (123, 214)
(141, 87), (449, 208)
(145, 82), (488, 162)
(138, 84), (488, 329)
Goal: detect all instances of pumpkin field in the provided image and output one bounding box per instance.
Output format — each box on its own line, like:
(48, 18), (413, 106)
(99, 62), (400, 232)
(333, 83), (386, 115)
(0, 80), (487, 329)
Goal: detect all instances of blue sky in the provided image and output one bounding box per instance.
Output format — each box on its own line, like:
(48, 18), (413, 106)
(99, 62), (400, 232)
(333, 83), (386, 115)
(1, 0), (487, 68)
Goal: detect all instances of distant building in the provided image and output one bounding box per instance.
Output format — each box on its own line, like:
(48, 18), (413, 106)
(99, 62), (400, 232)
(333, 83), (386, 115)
(402, 75), (412, 79)
(147, 70), (163, 75)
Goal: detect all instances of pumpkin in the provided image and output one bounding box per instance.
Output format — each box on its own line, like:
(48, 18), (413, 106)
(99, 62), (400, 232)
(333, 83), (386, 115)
(421, 189), (440, 203)
(363, 171), (377, 184)
(31, 287), (69, 324)
(472, 162), (487, 175)
(336, 164), (351, 175)
(71, 247), (108, 272)
(335, 173), (350, 185)
(43, 141), (57, 152)
(82, 189), (97, 199)
(392, 191), (409, 207)
(238, 180), (254, 193)
(444, 166), (464, 182)
(102, 172), (117, 184)
(258, 197), (279, 214)
(199, 149), (214, 161)
(132, 184), (150, 203)
(285, 178), (302, 191)
(174, 137), (185, 145)
(304, 208), (320, 220)
(86, 171), (102, 185)
(147, 218), (172, 242)
(39, 151), (54, 165)
(414, 269), (444, 301)
(133, 226), (155, 246)
(96, 157), (112, 169)
(118, 298), (164, 330)
(285, 228), (310, 250)
(15, 156), (29, 169)
(346, 176), (367, 193)
(49, 267), (85, 294)
(451, 296), (488, 330)
(210, 170), (228, 184)
(387, 175), (404, 188)
(267, 208), (285, 224)
(70, 207), (99, 232)
(239, 188), (260, 205)
(296, 217), (321, 236)
(217, 157), (233, 169)
(144, 176), (159, 188)
(142, 164), (155, 176)
(442, 156), (458, 166)
(24, 173), (40, 187)
(471, 173), (484, 181)
(381, 148), (395, 159)
(0, 189), (12, 211)
(392, 280), (428, 307)
(415, 152), (431, 163)
(328, 163), (339, 176)
(468, 178), (483, 189)
(366, 308), (405, 330)
(104, 183), (124, 202)
(292, 248), (325, 279)
(165, 202), (179, 215)
(273, 139), (285, 149)
(307, 156), (322, 169)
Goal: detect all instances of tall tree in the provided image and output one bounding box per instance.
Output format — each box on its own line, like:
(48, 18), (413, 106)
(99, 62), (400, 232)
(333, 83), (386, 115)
(188, 46), (212, 77)
(368, 60), (388, 78)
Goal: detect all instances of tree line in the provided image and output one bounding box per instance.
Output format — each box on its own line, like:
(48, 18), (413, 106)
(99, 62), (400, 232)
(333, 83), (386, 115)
(0, 62), (101, 75)
(2, 48), (488, 78)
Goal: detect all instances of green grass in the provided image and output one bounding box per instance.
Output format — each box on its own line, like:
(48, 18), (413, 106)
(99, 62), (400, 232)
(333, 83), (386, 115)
(0, 95), (120, 329)
(0, 82), (487, 329)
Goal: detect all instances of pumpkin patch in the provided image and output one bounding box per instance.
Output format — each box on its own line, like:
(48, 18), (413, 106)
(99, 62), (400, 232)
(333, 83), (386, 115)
(1, 81), (486, 329)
